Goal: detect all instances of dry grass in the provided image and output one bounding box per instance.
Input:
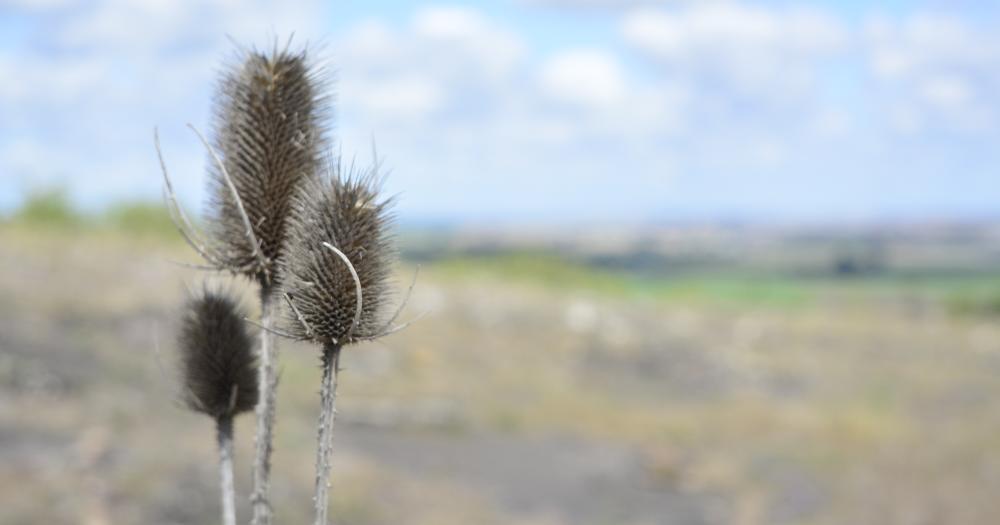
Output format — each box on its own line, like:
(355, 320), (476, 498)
(3, 225), (1000, 524)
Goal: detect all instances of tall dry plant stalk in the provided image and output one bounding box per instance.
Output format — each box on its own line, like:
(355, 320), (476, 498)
(177, 288), (258, 525)
(157, 41), (331, 525)
(275, 163), (415, 525)
(157, 38), (417, 525)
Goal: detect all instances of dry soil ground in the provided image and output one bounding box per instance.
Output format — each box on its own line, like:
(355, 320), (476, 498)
(2, 226), (1000, 525)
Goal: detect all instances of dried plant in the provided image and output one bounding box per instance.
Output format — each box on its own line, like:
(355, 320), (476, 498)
(156, 40), (331, 525)
(178, 287), (258, 525)
(214, 44), (330, 525)
(157, 38), (418, 525)
(276, 161), (414, 525)
(279, 167), (396, 343)
(208, 44), (331, 285)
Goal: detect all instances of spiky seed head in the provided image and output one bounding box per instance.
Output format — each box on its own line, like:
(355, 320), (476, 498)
(208, 44), (331, 286)
(278, 164), (395, 345)
(178, 287), (259, 419)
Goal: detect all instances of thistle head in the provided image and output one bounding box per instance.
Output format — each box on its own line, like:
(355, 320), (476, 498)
(277, 163), (396, 346)
(208, 42), (331, 286)
(178, 287), (259, 419)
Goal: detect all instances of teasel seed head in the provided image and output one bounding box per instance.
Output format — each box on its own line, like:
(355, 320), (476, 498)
(208, 42), (331, 286)
(178, 287), (259, 419)
(277, 163), (396, 346)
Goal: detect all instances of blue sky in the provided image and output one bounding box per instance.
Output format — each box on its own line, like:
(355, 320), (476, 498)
(1, 0), (998, 225)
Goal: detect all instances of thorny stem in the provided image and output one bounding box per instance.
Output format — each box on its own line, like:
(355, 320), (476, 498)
(313, 344), (341, 525)
(251, 290), (279, 525)
(217, 415), (236, 525)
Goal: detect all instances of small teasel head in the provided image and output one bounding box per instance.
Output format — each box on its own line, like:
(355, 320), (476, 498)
(277, 162), (396, 346)
(207, 41), (331, 286)
(178, 286), (259, 419)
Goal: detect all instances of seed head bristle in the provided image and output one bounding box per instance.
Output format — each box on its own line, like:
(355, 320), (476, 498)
(178, 287), (259, 419)
(208, 44), (331, 285)
(278, 163), (396, 345)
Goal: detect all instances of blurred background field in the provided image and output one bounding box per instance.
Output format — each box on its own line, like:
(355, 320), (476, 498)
(5, 1), (1000, 524)
(3, 197), (1000, 525)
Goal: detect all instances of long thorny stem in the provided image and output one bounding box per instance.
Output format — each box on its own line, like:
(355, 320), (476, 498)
(251, 290), (279, 525)
(217, 416), (236, 525)
(313, 343), (342, 525)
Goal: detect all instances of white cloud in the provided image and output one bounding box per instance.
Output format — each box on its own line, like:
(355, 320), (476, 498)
(0, 52), (110, 104)
(614, 0), (858, 172)
(622, 5), (846, 58)
(0, 0), (325, 210)
(539, 50), (626, 108)
(920, 76), (972, 108)
(56, 0), (183, 49)
(864, 13), (988, 80)
(4, 1), (999, 222)
(0, 0), (79, 11)
(1, 138), (57, 183)
(337, 7), (528, 128)
(618, 4), (1000, 142)
(413, 6), (488, 41)
(519, 0), (703, 9)
(329, 6), (686, 221)
(810, 108), (852, 138)
(55, 0), (323, 53)
(621, 4), (845, 98)
(341, 20), (398, 62)
(349, 75), (444, 119)
(412, 6), (524, 80)
(620, 10), (683, 57)
(863, 12), (1000, 133)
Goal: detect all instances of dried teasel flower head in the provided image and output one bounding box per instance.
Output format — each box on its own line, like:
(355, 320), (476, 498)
(178, 286), (259, 419)
(277, 161), (397, 346)
(208, 41), (331, 286)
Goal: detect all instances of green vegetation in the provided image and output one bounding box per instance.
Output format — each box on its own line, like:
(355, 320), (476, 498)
(102, 202), (177, 237)
(947, 284), (1000, 316)
(430, 252), (1000, 314)
(6, 194), (999, 317)
(9, 189), (83, 229)
(5, 190), (178, 238)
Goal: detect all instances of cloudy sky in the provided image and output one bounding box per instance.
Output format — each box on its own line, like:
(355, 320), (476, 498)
(1, 0), (999, 225)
